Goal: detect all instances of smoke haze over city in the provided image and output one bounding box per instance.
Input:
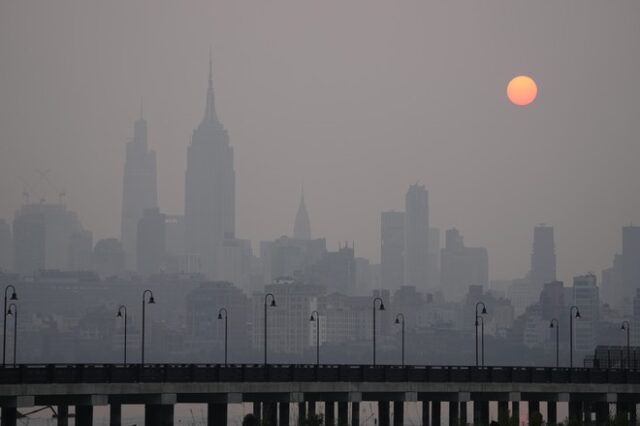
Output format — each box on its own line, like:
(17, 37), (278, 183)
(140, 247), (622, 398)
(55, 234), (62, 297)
(2, 1), (640, 283)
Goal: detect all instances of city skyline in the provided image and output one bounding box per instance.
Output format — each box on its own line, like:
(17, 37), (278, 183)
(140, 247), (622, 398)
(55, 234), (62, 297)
(1, 1), (640, 283)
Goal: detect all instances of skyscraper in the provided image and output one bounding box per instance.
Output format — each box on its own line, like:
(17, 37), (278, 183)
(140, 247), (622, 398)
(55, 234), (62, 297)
(404, 184), (430, 290)
(530, 224), (556, 291)
(622, 226), (640, 298)
(185, 56), (235, 278)
(381, 211), (404, 290)
(573, 274), (599, 354)
(136, 207), (166, 275)
(293, 190), (311, 240)
(440, 228), (489, 301)
(120, 107), (158, 270)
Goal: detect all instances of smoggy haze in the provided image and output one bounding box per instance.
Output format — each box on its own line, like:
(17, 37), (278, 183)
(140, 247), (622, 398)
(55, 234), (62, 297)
(1, 0), (639, 283)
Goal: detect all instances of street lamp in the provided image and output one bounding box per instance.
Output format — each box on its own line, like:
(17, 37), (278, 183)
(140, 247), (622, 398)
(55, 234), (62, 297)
(141, 289), (155, 366)
(394, 313), (405, 367)
(569, 305), (580, 369)
(116, 305), (127, 365)
(309, 310), (320, 366)
(549, 318), (559, 368)
(475, 301), (487, 367)
(264, 293), (276, 365)
(3, 284), (17, 366)
(7, 304), (17, 366)
(217, 308), (229, 365)
(372, 297), (385, 366)
(621, 321), (630, 369)
(475, 315), (486, 367)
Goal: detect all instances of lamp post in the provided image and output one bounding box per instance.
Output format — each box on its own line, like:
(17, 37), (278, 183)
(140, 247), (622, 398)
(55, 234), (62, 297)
(621, 321), (630, 369)
(217, 308), (228, 365)
(475, 301), (487, 367)
(569, 305), (580, 369)
(475, 315), (486, 367)
(549, 318), (559, 368)
(141, 290), (155, 366)
(7, 304), (17, 366)
(116, 305), (127, 365)
(394, 313), (405, 367)
(264, 293), (276, 365)
(372, 297), (385, 366)
(309, 310), (320, 366)
(3, 284), (17, 366)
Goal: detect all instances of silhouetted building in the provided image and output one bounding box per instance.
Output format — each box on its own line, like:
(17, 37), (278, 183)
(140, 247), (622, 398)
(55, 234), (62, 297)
(530, 225), (556, 291)
(428, 227), (441, 289)
(404, 184), (430, 290)
(164, 214), (185, 273)
(306, 244), (356, 295)
(260, 236), (326, 283)
(440, 228), (488, 301)
(622, 226), (640, 299)
(539, 280), (565, 320)
(293, 190), (311, 240)
(633, 289), (640, 346)
(136, 208), (166, 275)
(12, 203), (85, 276)
(120, 109), (158, 270)
(93, 238), (125, 277)
(0, 219), (12, 271)
(68, 230), (93, 271)
(186, 281), (250, 361)
(185, 57), (235, 279)
(381, 211), (404, 291)
(217, 237), (253, 289)
(574, 274), (599, 354)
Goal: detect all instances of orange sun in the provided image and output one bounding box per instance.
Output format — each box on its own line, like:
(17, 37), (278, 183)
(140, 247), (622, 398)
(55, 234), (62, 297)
(507, 75), (538, 106)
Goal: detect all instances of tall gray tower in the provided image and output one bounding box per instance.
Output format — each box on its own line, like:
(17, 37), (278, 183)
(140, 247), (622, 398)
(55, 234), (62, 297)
(120, 108), (158, 270)
(530, 224), (556, 291)
(293, 190), (311, 240)
(185, 55), (235, 278)
(404, 184), (430, 290)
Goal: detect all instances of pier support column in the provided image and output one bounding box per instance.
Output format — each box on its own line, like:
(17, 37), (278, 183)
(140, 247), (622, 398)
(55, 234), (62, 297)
(547, 401), (557, 425)
(449, 401), (459, 426)
(1, 407), (17, 426)
(631, 403), (637, 426)
(57, 405), (69, 426)
(325, 401), (335, 426)
(393, 401), (404, 426)
(422, 401), (430, 426)
(298, 402), (307, 426)
(595, 402), (609, 426)
(145, 404), (174, 426)
(498, 401), (509, 425)
(110, 403), (122, 426)
(208, 403), (227, 426)
(309, 401), (316, 416)
(351, 402), (360, 426)
(511, 401), (520, 423)
(338, 402), (348, 426)
(569, 401), (581, 422)
(584, 402), (592, 426)
(76, 405), (94, 425)
(279, 402), (290, 426)
(432, 401), (441, 426)
(378, 401), (390, 426)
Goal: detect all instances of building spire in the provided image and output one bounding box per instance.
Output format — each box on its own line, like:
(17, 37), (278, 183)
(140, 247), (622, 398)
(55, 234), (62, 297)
(293, 186), (311, 240)
(202, 49), (219, 125)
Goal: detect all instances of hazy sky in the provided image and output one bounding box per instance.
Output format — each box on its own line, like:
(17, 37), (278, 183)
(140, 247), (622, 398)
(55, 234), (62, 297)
(1, 1), (639, 283)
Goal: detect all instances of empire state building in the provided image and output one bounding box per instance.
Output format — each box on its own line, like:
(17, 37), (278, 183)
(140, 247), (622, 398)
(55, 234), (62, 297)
(185, 57), (235, 278)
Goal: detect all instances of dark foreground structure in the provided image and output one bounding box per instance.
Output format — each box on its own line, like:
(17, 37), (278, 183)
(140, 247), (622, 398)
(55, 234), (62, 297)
(1, 364), (640, 426)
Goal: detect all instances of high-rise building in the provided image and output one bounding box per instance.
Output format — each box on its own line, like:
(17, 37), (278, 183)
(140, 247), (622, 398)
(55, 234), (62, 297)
(428, 227), (441, 289)
(0, 219), (12, 271)
(12, 203), (85, 276)
(120, 109), (158, 270)
(136, 208), (166, 275)
(305, 244), (356, 295)
(293, 190), (311, 240)
(381, 211), (404, 291)
(68, 230), (93, 271)
(530, 225), (556, 291)
(440, 228), (489, 301)
(622, 226), (640, 299)
(573, 274), (599, 354)
(185, 56), (235, 278)
(216, 237), (253, 289)
(93, 238), (125, 277)
(404, 184), (429, 290)
(632, 289), (640, 346)
(260, 236), (326, 283)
